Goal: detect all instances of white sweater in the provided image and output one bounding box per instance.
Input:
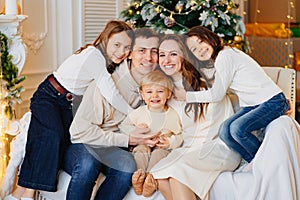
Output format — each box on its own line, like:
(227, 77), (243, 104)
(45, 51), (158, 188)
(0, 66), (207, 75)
(119, 105), (183, 150)
(53, 46), (133, 114)
(186, 47), (282, 107)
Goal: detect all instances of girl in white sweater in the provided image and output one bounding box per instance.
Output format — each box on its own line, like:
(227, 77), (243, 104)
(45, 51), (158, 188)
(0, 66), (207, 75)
(179, 26), (289, 163)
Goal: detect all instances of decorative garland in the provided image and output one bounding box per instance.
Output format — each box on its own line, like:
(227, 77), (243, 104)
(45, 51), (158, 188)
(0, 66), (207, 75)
(0, 32), (26, 119)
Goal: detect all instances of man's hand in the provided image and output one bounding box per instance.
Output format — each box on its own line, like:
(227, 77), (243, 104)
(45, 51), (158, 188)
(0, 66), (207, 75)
(129, 127), (159, 147)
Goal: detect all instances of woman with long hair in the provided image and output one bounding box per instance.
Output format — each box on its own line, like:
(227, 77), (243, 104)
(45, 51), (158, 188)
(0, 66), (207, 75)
(140, 34), (241, 200)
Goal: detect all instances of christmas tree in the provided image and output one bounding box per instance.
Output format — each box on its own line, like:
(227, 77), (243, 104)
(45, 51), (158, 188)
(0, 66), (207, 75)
(120, 0), (250, 53)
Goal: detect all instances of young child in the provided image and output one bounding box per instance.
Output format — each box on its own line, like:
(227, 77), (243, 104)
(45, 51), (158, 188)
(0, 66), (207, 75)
(5, 20), (134, 200)
(180, 26), (289, 163)
(119, 70), (182, 197)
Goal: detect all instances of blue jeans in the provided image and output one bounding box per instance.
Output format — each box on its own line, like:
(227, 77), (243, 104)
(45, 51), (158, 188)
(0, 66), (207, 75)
(219, 92), (289, 162)
(18, 75), (73, 191)
(63, 143), (136, 200)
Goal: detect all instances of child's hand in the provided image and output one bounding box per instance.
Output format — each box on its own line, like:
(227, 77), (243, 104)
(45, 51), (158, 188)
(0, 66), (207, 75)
(156, 135), (169, 149)
(137, 123), (148, 129)
(129, 127), (159, 147)
(173, 87), (186, 101)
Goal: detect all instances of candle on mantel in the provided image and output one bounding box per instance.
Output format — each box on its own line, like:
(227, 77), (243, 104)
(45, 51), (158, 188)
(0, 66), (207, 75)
(5, 0), (18, 16)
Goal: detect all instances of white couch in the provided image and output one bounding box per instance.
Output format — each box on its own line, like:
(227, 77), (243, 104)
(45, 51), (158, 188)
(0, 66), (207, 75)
(262, 66), (296, 118)
(2, 67), (297, 200)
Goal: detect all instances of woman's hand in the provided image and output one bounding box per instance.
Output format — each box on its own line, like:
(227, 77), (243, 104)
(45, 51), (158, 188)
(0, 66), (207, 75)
(156, 135), (169, 149)
(173, 87), (186, 101)
(129, 127), (159, 147)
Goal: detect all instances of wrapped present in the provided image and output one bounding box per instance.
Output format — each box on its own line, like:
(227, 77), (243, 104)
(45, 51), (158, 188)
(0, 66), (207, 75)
(245, 23), (292, 38)
(291, 28), (300, 37)
(247, 36), (300, 67)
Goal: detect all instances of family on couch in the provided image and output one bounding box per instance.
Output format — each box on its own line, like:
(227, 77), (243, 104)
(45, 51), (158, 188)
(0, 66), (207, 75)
(5, 19), (292, 200)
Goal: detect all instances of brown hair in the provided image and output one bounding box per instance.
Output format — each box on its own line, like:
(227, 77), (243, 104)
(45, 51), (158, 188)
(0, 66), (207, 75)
(186, 26), (224, 60)
(75, 20), (134, 54)
(159, 34), (208, 121)
(74, 20), (134, 73)
(132, 27), (160, 47)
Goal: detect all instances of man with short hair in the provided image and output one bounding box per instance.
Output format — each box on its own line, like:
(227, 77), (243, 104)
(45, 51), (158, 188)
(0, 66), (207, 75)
(63, 27), (160, 200)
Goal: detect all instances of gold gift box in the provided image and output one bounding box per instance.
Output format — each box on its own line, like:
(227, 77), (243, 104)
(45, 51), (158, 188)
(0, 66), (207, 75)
(245, 23), (292, 38)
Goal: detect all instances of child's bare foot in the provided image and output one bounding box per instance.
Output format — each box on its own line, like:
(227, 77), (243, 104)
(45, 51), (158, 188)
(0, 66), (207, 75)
(132, 169), (146, 195)
(142, 174), (157, 197)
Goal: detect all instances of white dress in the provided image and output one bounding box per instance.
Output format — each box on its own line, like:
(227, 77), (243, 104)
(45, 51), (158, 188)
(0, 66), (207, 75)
(150, 95), (241, 199)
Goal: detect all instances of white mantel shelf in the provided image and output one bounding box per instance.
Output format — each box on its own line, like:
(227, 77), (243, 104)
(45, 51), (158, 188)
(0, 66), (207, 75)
(0, 14), (27, 23)
(0, 14), (28, 74)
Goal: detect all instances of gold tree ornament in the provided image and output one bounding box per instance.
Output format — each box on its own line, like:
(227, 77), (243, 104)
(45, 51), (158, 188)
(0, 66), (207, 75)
(227, 2), (233, 10)
(234, 35), (242, 43)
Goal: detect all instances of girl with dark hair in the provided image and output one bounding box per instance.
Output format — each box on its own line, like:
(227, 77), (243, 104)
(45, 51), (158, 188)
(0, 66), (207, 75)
(6, 20), (134, 200)
(180, 26), (289, 164)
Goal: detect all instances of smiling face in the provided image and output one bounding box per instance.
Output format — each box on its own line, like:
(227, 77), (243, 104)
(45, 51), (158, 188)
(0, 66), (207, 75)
(140, 83), (171, 112)
(186, 35), (214, 61)
(159, 39), (184, 81)
(106, 31), (132, 64)
(130, 36), (159, 77)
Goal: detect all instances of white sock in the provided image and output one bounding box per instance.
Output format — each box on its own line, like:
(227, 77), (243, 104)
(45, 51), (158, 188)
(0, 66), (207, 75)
(20, 198), (34, 200)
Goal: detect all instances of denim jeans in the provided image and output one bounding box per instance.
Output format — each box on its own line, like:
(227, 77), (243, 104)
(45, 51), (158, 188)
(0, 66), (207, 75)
(219, 92), (289, 162)
(18, 75), (73, 191)
(63, 143), (136, 200)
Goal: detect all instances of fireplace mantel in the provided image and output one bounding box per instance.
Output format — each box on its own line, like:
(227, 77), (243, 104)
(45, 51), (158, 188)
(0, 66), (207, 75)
(0, 15), (27, 74)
